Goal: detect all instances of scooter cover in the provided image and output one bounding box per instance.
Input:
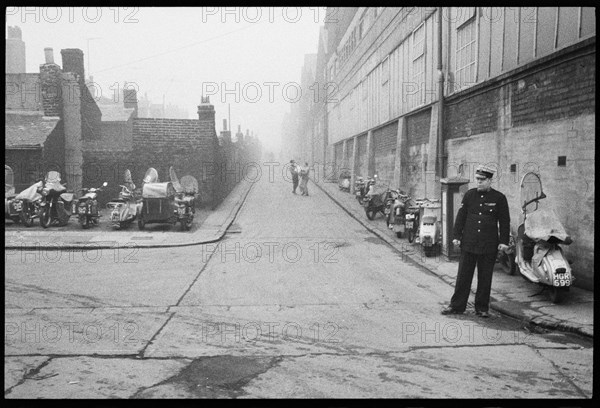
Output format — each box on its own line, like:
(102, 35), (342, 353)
(15, 181), (43, 201)
(180, 175), (199, 195)
(524, 208), (570, 243)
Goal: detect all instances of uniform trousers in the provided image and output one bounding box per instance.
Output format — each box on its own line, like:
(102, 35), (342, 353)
(449, 250), (496, 313)
(292, 176), (299, 193)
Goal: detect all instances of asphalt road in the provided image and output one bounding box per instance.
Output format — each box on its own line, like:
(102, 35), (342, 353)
(4, 173), (593, 398)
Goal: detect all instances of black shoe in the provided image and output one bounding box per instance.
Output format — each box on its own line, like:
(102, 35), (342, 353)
(441, 307), (463, 315)
(475, 311), (490, 318)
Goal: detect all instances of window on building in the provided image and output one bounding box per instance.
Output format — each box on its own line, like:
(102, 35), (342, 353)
(455, 14), (477, 90)
(412, 23), (426, 106)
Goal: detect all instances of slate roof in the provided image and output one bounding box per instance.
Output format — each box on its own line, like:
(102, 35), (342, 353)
(5, 111), (60, 149)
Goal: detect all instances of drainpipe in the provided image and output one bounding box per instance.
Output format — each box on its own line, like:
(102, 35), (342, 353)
(437, 7), (445, 184)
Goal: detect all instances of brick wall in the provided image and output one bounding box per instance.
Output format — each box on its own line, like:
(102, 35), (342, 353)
(407, 109), (432, 146)
(443, 48), (595, 290)
(357, 133), (367, 177)
(5, 149), (43, 192)
(5, 73), (43, 112)
(444, 90), (498, 140)
(511, 53), (595, 126)
(132, 118), (220, 206)
(81, 86), (102, 140)
(373, 121), (398, 185)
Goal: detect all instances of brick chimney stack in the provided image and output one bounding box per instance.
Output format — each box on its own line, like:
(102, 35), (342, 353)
(219, 118), (232, 144)
(6, 26), (26, 73)
(60, 48), (85, 86)
(39, 47), (62, 117)
(197, 96), (216, 127)
(123, 88), (138, 118)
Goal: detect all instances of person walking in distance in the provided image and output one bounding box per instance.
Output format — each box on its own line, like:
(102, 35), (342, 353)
(299, 162), (310, 196)
(441, 164), (510, 318)
(290, 160), (299, 194)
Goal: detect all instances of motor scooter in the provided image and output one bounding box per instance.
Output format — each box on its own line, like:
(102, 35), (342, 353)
(107, 169), (140, 229)
(77, 182), (107, 228)
(338, 171), (351, 192)
(360, 175), (377, 207)
(509, 172), (574, 303)
(39, 171), (75, 228)
(406, 198), (441, 256)
(387, 190), (411, 238)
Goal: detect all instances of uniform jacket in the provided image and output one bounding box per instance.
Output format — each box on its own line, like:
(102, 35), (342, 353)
(453, 187), (510, 254)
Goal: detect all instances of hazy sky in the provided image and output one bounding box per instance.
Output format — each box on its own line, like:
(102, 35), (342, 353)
(6, 7), (324, 153)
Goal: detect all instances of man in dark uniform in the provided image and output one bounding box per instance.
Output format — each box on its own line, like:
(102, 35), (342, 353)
(441, 164), (510, 318)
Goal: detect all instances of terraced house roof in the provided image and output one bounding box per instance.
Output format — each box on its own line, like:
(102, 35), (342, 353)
(5, 111), (60, 149)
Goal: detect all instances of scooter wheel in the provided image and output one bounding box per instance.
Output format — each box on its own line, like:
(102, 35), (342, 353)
(396, 231), (402, 238)
(138, 217), (145, 230)
(407, 230), (415, 243)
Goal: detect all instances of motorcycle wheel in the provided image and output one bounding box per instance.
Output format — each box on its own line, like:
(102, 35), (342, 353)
(396, 231), (403, 238)
(423, 246), (434, 257)
(365, 207), (375, 220)
(80, 216), (90, 229)
(19, 206), (34, 227)
(138, 217), (145, 230)
(40, 207), (51, 228)
(407, 229), (415, 243)
(550, 286), (568, 304)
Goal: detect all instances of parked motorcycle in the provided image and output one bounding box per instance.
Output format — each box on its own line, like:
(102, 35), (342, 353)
(509, 172), (574, 303)
(365, 182), (394, 221)
(106, 169), (140, 229)
(14, 181), (44, 227)
(405, 203), (420, 244)
(39, 171), (75, 228)
(77, 182), (107, 229)
(387, 190), (411, 238)
(356, 175), (376, 206)
(170, 167), (198, 231)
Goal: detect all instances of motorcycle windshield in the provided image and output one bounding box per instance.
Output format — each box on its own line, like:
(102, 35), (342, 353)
(15, 181), (43, 201)
(524, 208), (570, 243)
(124, 169), (136, 191)
(45, 171), (61, 184)
(143, 168), (159, 184)
(169, 166), (183, 193)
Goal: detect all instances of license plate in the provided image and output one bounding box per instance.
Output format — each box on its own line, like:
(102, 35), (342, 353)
(111, 213), (120, 221)
(13, 202), (22, 211)
(406, 221), (413, 229)
(78, 206), (87, 214)
(553, 277), (570, 286)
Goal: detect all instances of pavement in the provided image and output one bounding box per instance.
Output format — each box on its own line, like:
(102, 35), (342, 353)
(311, 176), (594, 340)
(4, 174), (593, 339)
(4, 179), (255, 250)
